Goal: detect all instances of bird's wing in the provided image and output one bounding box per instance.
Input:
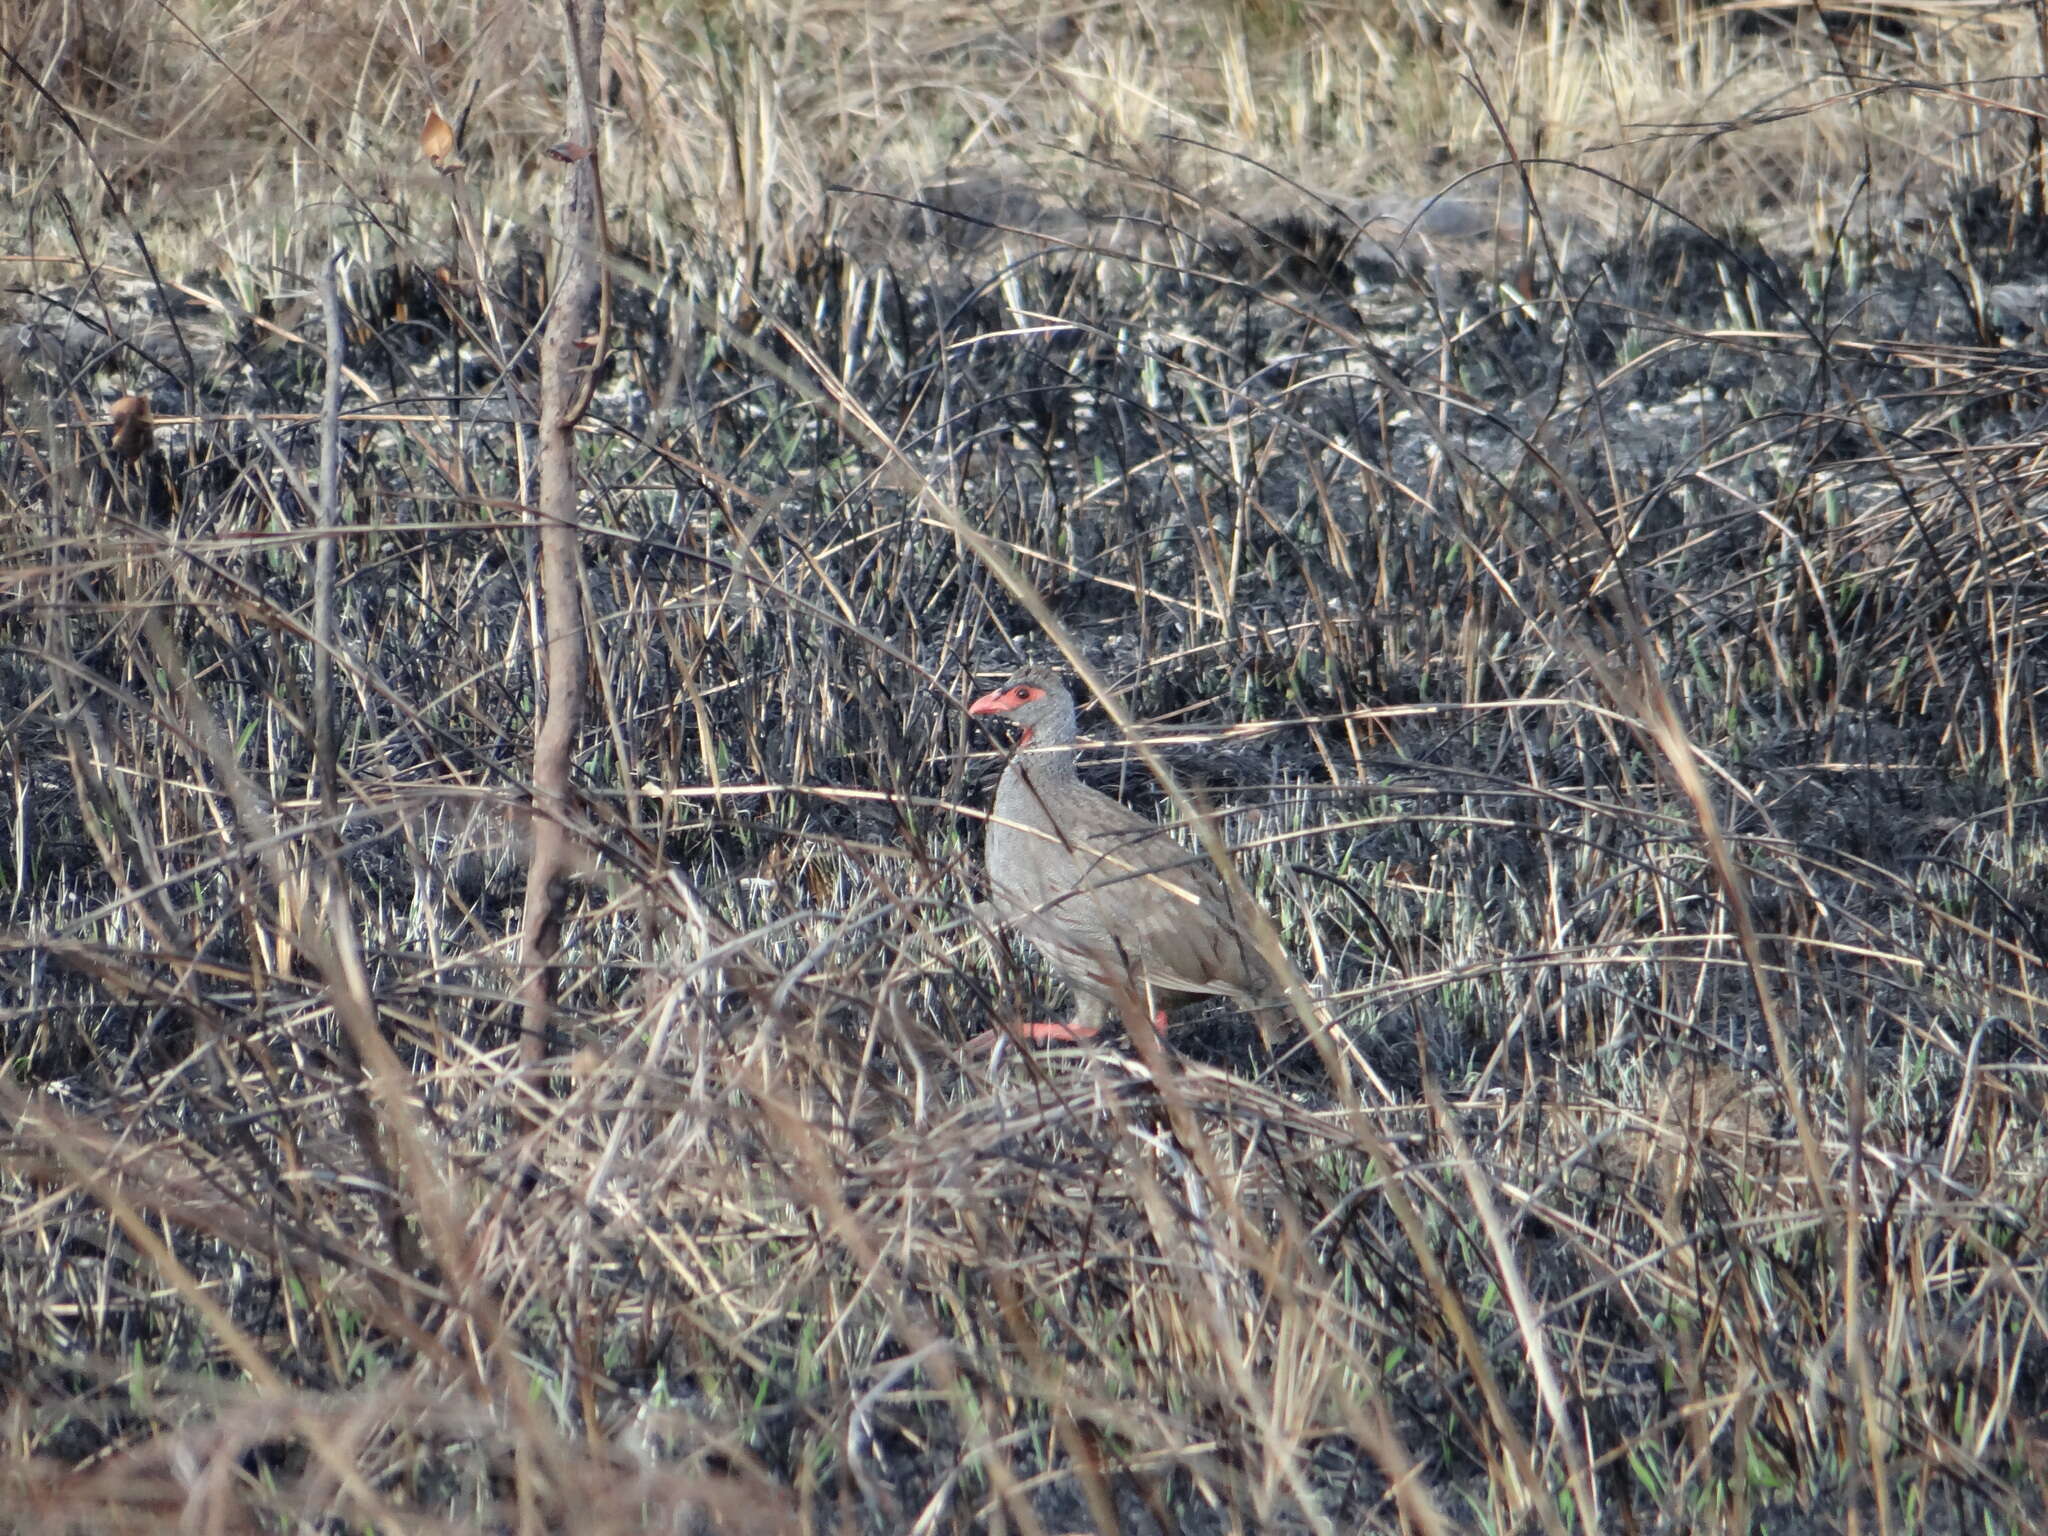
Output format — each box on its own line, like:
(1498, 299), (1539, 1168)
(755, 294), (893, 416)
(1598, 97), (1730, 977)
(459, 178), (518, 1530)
(1006, 785), (1273, 1003)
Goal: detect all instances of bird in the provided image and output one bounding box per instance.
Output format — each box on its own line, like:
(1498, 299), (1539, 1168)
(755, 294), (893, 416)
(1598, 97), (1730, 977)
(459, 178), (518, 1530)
(965, 666), (1282, 1045)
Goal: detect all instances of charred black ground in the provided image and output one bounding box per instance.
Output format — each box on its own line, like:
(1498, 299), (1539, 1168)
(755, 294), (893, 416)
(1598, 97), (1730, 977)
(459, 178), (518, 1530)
(4, 180), (2048, 1533)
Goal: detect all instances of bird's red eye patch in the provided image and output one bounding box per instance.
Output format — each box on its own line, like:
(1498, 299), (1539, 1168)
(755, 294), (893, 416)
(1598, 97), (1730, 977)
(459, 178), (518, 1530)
(1012, 685), (1040, 701)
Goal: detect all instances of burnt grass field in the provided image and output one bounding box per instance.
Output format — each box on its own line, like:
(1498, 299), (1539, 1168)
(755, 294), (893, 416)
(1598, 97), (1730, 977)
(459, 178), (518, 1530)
(6, 168), (2048, 1534)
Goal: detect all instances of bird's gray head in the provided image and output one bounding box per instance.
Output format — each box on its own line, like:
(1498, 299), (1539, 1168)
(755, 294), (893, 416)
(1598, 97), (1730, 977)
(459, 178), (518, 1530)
(966, 667), (1079, 747)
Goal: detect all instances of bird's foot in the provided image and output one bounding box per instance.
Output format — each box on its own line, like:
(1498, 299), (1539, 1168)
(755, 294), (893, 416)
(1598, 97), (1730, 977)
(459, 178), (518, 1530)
(966, 1019), (1105, 1051)
(965, 1012), (1166, 1051)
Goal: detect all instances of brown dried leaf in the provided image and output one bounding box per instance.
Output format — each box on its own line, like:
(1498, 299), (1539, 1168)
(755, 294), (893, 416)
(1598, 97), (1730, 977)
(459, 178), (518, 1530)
(420, 107), (460, 171)
(108, 395), (153, 462)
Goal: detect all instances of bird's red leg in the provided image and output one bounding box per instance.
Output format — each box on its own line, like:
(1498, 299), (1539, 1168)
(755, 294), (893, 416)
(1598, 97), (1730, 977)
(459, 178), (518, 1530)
(966, 1018), (1104, 1051)
(966, 1010), (1169, 1051)
(1015, 1019), (1107, 1043)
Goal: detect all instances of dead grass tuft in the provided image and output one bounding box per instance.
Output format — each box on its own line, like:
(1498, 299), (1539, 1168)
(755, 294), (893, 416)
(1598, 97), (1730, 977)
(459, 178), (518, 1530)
(5, 2), (2048, 1532)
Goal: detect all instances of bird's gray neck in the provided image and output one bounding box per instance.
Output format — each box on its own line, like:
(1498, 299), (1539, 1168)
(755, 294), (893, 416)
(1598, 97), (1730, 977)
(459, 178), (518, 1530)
(1009, 737), (1077, 787)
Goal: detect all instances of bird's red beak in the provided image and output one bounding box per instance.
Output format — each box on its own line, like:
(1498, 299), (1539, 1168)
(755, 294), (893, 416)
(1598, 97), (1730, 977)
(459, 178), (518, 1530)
(967, 687), (1011, 717)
